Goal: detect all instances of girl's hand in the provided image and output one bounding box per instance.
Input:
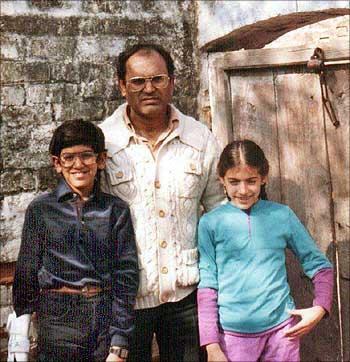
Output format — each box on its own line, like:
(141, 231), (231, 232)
(206, 343), (228, 362)
(284, 306), (326, 339)
(106, 352), (125, 362)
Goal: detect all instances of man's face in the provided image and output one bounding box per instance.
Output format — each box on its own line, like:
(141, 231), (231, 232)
(119, 50), (174, 120)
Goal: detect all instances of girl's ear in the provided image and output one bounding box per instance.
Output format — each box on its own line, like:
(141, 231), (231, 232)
(261, 175), (268, 185)
(51, 156), (62, 174)
(97, 152), (107, 170)
(219, 176), (225, 185)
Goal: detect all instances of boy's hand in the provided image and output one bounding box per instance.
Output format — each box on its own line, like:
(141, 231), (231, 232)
(284, 306), (326, 339)
(106, 352), (125, 362)
(206, 343), (228, 362)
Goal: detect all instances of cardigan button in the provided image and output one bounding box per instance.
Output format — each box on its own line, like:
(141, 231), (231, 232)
(161, 266), (168, 274)
(159, 210), (165, 218)
(116, 171), (123, 178)
(159, 240), (167, 248)
(154, 180), (161, 189)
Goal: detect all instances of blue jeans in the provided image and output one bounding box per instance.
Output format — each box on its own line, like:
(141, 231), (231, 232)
(37, 291), (111, 362)
(128, 290), (205, 362)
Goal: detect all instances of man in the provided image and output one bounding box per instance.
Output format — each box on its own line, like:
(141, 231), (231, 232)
(100, 43), (224, 362)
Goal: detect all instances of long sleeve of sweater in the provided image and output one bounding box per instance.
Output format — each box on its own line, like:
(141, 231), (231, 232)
(312, 267), (333, 315)
(197, 288), (220, 346)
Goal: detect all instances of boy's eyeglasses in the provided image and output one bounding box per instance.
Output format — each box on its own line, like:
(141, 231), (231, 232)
(57, 151), (98, 167)
(125, 74), (170, 92)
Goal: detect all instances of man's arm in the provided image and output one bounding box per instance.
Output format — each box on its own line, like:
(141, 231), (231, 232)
(201, 131), (225, 212)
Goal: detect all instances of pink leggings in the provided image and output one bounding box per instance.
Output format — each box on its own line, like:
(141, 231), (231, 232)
(219, 319), (300, 362)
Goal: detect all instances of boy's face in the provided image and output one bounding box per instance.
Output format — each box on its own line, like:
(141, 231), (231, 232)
(52, 145), (106, 198)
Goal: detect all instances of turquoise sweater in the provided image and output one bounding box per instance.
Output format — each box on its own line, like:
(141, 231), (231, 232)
(198, 200), (332, 333)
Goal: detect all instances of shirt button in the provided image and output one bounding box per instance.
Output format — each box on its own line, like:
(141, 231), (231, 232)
(116, 171), (123, 178)
(154, 180), (161, 189)
(159, 210), (165, 218)
(161, 266), (168, 274)
(160, 240), (167, 248)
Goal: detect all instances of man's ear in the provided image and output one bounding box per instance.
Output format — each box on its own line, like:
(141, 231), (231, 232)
(169, 76), (175, 96)
(117, 77), (127, 97)
(97, 152), (107, 170)
(51, 156), (62, 174)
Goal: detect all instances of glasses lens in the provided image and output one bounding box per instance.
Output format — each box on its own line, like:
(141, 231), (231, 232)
(80, 152), (97, 164)
(152, 75), (169, 88)
(60, 152), (97, 166)
(129, 77), (146, 91)
(127, 75), (170, 92)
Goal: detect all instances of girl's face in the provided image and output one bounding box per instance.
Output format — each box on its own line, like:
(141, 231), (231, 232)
(220, 164), (267, 210)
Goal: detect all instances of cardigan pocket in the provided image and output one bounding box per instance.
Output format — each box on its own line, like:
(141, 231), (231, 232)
(176, 248), (199, 287)
(178, 160), (202, 199)
(106, 167), (138, 203)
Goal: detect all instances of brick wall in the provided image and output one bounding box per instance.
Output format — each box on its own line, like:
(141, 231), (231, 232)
(0, 0), (199, 331)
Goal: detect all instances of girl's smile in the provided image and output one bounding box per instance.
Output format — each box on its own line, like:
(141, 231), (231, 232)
(220, 164), (267, 209)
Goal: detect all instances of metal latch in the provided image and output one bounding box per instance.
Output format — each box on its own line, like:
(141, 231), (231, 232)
(307, 47), (340, 128)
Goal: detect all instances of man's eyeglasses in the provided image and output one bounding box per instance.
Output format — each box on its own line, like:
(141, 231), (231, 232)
(125, 74), (170, 92)
(57, 151), (98, 167)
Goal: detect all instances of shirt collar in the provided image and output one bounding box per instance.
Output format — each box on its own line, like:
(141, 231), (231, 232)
(104, 103), (203, 156)
(55, 178), (97, 203)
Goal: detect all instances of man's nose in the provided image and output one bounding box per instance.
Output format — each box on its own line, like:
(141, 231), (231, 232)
(143, 79), (156, 92)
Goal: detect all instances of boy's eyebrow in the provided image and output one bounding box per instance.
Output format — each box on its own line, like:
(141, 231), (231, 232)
(227, 177), (258, 181)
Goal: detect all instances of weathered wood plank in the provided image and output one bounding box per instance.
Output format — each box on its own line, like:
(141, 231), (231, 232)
(228, 68), (282, 202)
(275, 66), (341, 361)
(324, 65), (350, 362)
(219, 38), (349, 70)
(208, 54), (233, 149)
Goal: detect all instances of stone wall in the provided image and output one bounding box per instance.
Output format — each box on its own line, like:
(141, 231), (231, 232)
(0, 0), (199, 330)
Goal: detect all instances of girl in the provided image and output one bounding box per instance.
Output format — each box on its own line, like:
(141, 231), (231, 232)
(197, 140), (333, 362)
(8, 120), (138, 362)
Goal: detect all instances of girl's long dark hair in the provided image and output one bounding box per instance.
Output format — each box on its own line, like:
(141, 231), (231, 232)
(218, 139), (269, 200)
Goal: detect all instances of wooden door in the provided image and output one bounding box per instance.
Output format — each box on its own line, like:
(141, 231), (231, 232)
(208, 41), (349, 361)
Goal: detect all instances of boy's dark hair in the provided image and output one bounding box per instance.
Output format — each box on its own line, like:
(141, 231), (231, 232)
(49, 120), (105, 156)
(116, 43), (175, 81)
(218, 139), (269, 200)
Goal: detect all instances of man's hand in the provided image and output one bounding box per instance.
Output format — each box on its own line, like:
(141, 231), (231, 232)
(106, 352), (126, 362)
(206, 343), (227, 362)
(284, 306), (326, 339)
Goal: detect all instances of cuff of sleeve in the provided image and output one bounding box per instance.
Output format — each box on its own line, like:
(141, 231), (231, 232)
(200, 335), (221, 347)
(110, 335), (128, 349)
(312, 299), (332, 316)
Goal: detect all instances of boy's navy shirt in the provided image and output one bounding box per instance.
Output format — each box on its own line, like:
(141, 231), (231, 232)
(13, 178), (139, 347)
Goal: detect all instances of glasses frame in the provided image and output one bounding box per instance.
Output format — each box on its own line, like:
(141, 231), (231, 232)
(55, 151), (99, 168)
(125, 74), (171, 92)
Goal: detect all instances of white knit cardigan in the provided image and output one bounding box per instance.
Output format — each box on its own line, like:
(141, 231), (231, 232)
(100, 103), (224, 309)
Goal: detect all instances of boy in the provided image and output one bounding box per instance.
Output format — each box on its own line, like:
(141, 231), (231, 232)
(8, 120), (138, 362)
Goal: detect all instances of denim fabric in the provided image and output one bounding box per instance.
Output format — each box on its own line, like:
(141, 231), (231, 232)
(128, 291), (205, 362)
(37, 292), (112, 362)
